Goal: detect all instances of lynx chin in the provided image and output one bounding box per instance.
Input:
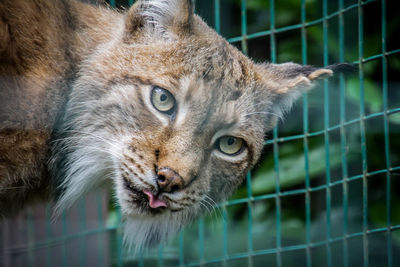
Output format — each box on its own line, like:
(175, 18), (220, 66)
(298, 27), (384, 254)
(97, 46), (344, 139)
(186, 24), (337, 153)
(0, 0), (335, 248)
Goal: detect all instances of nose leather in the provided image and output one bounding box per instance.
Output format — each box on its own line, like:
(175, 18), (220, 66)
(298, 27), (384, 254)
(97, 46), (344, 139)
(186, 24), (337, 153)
(157, 167), (184, 193)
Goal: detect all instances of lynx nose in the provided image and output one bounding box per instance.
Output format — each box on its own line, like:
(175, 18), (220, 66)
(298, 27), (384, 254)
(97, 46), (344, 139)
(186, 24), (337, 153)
(157, 167), (184, 193)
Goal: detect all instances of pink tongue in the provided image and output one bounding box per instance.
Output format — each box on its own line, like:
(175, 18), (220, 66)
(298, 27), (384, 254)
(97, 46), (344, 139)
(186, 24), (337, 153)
(143, 190), (167, 208)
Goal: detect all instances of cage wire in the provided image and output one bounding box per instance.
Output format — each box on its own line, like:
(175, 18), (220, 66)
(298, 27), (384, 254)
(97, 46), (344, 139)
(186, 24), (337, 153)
(1, 0), (400, 266)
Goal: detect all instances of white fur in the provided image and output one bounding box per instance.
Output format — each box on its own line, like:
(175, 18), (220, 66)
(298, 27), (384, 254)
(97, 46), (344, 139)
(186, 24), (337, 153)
(123, 207), (199, 250)
(53, 131), (122, 215)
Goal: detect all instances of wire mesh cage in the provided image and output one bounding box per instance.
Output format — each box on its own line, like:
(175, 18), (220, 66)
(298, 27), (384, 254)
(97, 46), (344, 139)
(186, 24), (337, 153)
(1, 0), (400, 266)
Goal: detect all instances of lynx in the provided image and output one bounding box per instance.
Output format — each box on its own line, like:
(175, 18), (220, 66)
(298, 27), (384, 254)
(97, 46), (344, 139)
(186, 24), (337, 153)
(0, 0), (334, 247)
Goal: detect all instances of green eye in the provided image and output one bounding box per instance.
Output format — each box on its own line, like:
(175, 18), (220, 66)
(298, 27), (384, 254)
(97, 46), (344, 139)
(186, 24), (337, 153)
(217, 136), (244, 155)
(151, 87), (176, 114)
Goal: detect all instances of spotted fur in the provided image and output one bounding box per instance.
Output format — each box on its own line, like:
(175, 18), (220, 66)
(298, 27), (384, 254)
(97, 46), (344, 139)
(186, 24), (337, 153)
(0, 0), (332, 247)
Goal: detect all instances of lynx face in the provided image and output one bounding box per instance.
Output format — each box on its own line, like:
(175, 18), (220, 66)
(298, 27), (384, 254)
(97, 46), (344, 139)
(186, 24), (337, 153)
(51, 0), (332, 247)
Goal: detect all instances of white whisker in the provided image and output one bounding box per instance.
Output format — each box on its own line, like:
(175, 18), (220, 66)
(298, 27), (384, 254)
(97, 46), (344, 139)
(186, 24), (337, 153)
(203, 195), (223, 223)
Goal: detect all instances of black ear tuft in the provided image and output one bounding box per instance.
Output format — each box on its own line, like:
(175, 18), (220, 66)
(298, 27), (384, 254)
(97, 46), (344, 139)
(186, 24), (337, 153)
(279, 63), (355, 79)
(282, 64), (319, 78)
(326, 63), (357, 75)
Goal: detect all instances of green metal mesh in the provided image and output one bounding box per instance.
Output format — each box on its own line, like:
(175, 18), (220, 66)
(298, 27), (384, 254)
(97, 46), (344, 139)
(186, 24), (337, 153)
(1, 0), (400, 266)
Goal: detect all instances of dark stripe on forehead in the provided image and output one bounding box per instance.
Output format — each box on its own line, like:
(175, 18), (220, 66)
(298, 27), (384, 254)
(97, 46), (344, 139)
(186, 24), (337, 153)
(193, 93), (223, 135)
(194, 105), (214, 134)
(194, 112), (239, 138)
(61, 0), (78, 31)
(184, 79), (199, 102)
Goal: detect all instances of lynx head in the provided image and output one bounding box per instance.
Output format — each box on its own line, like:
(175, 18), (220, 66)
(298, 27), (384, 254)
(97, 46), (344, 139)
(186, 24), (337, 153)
(51, 0), (332, 248)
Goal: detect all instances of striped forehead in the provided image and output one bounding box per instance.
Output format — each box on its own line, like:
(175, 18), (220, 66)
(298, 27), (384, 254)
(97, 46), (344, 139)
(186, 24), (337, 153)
(174, 77), (246, 132)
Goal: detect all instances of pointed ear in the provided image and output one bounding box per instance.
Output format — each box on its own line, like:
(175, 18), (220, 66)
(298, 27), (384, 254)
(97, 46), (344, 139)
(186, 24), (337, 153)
(257, 62), (333, 116)
(124, 0), (194, 41)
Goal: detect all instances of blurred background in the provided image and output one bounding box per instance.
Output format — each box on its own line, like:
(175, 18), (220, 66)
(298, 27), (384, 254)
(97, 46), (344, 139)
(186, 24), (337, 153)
(1, 0), (400, 266)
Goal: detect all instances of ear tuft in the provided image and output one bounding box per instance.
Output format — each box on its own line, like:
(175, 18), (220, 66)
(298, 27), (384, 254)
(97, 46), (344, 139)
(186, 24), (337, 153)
(258, 62), (333, 94)
(307, 69), (333, 80)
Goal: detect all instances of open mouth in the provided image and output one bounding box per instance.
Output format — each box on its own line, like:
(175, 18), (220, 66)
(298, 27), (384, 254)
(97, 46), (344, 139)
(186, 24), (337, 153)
(123, 176), (167, 213)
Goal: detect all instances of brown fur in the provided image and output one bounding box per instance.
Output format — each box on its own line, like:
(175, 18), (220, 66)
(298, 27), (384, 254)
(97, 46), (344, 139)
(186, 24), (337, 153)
(0, 0), (332, 246)
(0, 0), (120, 212)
